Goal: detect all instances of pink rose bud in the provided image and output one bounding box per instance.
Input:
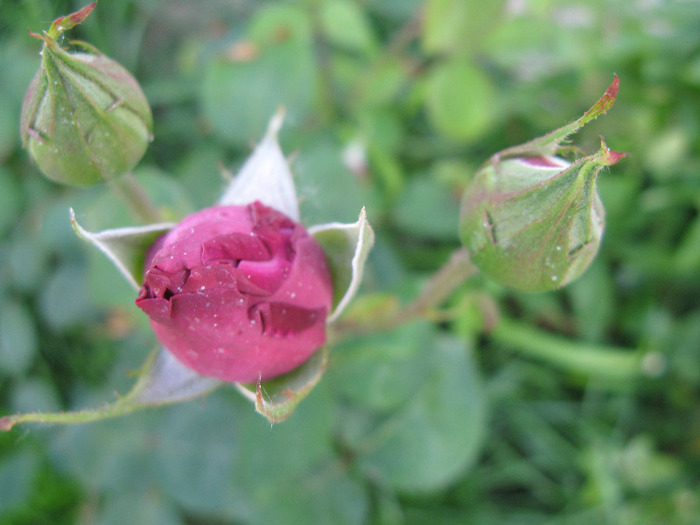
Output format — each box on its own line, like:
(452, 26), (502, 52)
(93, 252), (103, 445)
(135, 202), (333, 383)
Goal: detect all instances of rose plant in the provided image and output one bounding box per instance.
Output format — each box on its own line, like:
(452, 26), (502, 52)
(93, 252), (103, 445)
(0, 3), (628, 433)
(1, 111), (374, 428)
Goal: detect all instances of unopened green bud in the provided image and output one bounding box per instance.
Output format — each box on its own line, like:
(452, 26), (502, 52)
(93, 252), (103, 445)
(20, 3), (153, 187)
(459, 76), (626, 292)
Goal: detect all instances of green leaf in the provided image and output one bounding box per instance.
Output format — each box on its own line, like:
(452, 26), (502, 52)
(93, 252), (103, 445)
(295, 135), (376, 225)
(0, 450), (39, 513)
(392, 176), (460, 240)
(422, 0), (506, 55)
(247, 3), (313, 45)
(0, 169), (22, 237)
(330, 322), (433, 412)
(95, 491), (184, 525)
(39, 262), (97, 329)
(354, 334), (487, 493)
(225, 385), (369, 525)
(0, 298), (37, 375)
(309, 207), (375, 321)
(70, 208), (174, 290)
(320, 0), (378, 55)
(425, 60), (495, 141)
(201, 7), (318, 148)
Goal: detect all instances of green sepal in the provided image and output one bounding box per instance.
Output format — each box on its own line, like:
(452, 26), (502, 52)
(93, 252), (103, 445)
(309, 207), (375, 322)
(219, 109), (300, 221)
(46, 2), (97, 39)
(235, 347), (328, 424)
(491, 75), (620, 162)
(70, 208), (174, 290)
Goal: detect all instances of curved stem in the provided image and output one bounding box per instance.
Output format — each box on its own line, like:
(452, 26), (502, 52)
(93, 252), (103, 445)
(490, 317), (646, 382)
(109, 172), (163, 224)
(394, 247), (476, 324)
(337, 247), (478, 335)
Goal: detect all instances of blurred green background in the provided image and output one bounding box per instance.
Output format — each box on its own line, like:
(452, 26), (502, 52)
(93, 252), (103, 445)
(1, 0), (700, 523)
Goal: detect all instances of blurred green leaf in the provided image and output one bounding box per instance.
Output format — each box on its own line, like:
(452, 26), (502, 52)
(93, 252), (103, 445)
(201, 5), (318, 147)
(226, 387), (368, 525)
(6, 235), (51, 294)
(321, 0), (378, 56)
(425, 60), (495, 141)
(0, 169), (22, 237)
(295, 135), (377, 224)
(566, 258), (615, 342)
(359, 334), (486, 493)
(422, 0), (506, 55)
(331, 322), (433, 412)
(96, 491), (184, 525)
(392, 175), (460, 240)
(10, 378), (61, 415)
(0, 298), (37, 375)
(39, 263), (97, 329)
(337, 329), (487, 493)
(0, 449), (39, 514)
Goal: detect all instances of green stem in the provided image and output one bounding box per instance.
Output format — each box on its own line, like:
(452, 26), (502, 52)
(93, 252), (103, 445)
(341, 247), (477, 334)
(490, 317), (646, 382)
(398, 247), (476, 322)
(0, 397), (144, 431)
(109, 172), (163, 224)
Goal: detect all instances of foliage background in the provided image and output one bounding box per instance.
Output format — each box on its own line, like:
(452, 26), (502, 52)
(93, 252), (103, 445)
(1, 0), (699, 523)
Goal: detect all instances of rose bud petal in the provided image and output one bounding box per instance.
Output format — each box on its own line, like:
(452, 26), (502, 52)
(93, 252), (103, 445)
(135, 202), (334, 383)
(20, 3), (153, 186)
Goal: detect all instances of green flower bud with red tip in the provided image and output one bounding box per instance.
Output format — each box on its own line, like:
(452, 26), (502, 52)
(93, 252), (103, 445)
(459, 76), (627, 292)
(20, 2), (153, 186)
